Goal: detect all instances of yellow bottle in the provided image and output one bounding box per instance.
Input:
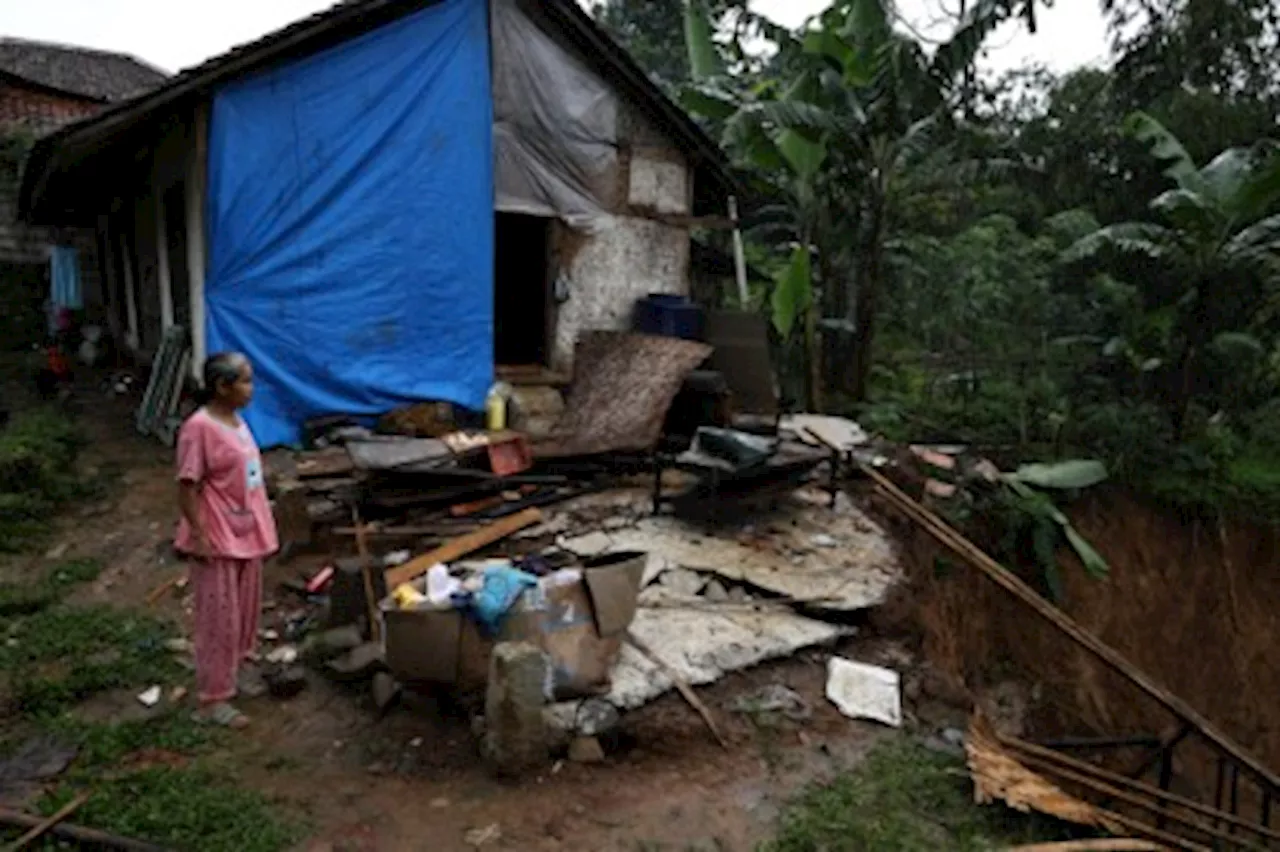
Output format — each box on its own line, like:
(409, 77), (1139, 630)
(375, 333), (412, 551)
(485, 383), (508, 432)
(393, 583), (427, 609)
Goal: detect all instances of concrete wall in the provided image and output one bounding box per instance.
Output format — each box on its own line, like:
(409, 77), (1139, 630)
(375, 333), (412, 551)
(546, 102), (695, 373)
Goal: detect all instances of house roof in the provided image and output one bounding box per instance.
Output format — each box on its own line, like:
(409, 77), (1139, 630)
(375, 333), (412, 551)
(0, 37), (168, 103)
(19, 0), (735, 222)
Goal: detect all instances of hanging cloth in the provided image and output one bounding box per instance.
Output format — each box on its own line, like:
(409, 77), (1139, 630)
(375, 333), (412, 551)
(50, 245), (83, 310)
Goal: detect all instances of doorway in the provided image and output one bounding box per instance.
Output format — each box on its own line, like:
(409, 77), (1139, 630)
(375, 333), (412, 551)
(493, 211), (552, 367)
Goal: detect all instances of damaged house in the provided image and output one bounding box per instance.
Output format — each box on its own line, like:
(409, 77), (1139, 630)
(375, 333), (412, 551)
(0, 38), (166, 324)
(18, 0), (736, 446)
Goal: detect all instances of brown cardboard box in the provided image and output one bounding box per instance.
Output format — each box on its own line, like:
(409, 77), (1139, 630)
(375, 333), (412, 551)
(381, 551), (646, 698)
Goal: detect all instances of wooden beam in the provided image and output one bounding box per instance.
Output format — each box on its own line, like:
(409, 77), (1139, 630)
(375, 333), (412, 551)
(153, 183), (173, 332)
(6, 792), (90, 851)
(625, 632), (728, 749)
(117, 229), (139, 351)
(384, 508), (542, 589)
(185, 102), (208, 378)
(0, 805), (170, 852)
(860, 463), (1280, 795)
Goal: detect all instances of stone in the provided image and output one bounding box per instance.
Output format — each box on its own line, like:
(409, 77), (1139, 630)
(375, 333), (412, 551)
(482, 641), (550, 776)
(575, 698), (620, 737)
(265, 666), (308, 699)
(568, 736), (605, 764)
(302, 625), (364, 662)
(371, 672), (402, 712)
(657, 568), (705, 597)
(702, 580), (729, 603)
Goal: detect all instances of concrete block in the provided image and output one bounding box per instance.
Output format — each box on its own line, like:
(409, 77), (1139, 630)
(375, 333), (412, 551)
(482, 641), (550, 776)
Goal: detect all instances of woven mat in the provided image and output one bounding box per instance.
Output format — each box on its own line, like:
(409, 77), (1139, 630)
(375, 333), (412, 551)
(533, 331), (712, 458)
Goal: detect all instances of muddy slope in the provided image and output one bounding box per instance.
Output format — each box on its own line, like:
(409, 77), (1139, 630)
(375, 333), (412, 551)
(878, 488), (1280, 799)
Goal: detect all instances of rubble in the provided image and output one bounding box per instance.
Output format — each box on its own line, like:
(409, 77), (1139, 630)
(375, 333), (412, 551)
(825, 657), (902, 727)
(567, 736), (606, 764)
(258, 354), (909, 774)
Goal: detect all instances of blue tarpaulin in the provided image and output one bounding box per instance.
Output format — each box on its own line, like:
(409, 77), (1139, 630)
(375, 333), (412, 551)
(205, 0), (494, 448)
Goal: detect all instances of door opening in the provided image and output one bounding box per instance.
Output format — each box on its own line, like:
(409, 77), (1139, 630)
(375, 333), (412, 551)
(494, 211), (552, 368)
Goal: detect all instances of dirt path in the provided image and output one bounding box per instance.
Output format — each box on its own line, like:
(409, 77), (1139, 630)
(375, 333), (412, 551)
(6, 394), (899, 851)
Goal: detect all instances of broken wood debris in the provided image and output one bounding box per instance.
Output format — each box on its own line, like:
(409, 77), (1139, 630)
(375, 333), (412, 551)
(968, 714), (1279, 851)
(861, 462), (1280, 803)
(624, 631), (727, 749)
(966, 716), (1200, 851)
(0, 805), (171, 852)
(1007, 842), (1163, 852)
(384, 509), (543, 589)
(6, 791), (90, 851)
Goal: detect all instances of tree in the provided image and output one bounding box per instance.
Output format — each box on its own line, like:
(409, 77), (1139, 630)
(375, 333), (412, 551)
(588, 0), (766, 92)
(682, 0), (1028, 406)
(1061, 113), (1280, 435)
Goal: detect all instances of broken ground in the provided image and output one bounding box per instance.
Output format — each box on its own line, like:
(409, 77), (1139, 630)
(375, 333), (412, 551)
(0, 382), (1077, 850)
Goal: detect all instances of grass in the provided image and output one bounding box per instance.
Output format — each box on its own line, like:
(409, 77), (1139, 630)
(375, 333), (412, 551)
(2, 600), (181, 717)
(0, 542), (301, 849)
(38, 764), (301, 852)
(0, 407), (90, 552)
(762, 738), (1081, 851)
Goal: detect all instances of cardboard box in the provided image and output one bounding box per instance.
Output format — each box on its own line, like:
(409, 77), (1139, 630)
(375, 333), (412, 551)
(381, 551), (646, 698)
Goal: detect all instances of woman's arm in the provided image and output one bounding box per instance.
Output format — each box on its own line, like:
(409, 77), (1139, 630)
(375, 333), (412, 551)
(178, 480), (210, 560)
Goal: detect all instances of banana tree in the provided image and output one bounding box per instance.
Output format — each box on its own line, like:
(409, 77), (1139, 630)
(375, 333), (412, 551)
(1062, 113), (1280, 434)
(681, 0), (1027, 407)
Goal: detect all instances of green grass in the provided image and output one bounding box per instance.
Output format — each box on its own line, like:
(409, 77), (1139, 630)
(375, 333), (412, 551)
(3, 602), (181, 717)
(0, 558), (103, 617)
(39, 765), (301, 852)
(0, 555), (301, 851)
(0, 407), (89, 552)
(762, 739), (1081, 851)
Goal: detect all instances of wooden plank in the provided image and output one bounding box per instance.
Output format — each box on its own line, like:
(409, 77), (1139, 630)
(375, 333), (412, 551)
(449, 494), (505, 517)
(0, 805), (169, 852)
(384, 508), (543, 589)
(186, 102), (208, 378)
(625, 632), (728, 749)
(6, 792), (90, 851)
(1008, 841), (1162, 851)
(861, 463), (1280, 794)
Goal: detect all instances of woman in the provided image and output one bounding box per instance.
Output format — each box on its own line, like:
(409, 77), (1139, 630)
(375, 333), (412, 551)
(175, 352), (278, 728)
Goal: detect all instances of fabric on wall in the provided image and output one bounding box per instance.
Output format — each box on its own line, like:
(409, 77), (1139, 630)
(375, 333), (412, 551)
(204, 0), (494, 448)
(491, 0), (617, 230)
(50, 244), (82, 309)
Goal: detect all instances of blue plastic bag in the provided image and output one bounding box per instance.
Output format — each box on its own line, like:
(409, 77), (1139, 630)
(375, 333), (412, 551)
(468, 565), (538, 636)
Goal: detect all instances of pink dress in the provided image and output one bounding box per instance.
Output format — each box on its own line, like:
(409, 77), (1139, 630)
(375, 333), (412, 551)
(175, 408), (279, 703)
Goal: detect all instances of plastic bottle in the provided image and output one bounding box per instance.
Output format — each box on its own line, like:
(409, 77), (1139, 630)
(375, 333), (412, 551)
(485, 382), (510, 432)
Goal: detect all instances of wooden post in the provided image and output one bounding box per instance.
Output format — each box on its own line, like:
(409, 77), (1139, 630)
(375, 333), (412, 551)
(118, 230), (139, 351)
(186, 103), (208, 378)
(153, 182), (173, 332)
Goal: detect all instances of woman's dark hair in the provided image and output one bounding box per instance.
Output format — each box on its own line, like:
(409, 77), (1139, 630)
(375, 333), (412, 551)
(195, 352), (248, 405)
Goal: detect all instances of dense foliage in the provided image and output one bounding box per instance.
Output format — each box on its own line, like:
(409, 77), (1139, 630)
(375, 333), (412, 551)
(591, 0), (1280, 516)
